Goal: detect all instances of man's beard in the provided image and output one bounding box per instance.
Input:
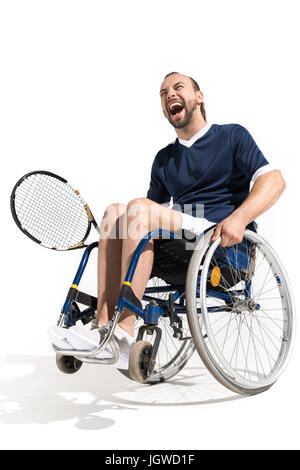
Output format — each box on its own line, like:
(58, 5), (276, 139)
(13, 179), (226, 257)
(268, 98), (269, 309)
(167, 99), (197, 129)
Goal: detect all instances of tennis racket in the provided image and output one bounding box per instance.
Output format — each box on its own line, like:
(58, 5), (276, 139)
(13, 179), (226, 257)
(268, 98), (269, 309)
(10, 170), (100, 250)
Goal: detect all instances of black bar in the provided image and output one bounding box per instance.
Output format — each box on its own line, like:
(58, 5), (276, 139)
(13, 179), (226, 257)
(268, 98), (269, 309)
(66, 287), (98, 310)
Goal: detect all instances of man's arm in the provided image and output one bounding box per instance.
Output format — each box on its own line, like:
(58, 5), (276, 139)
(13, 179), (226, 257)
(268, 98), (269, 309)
(147, 154), (171, 205)
(211, 170), (286, 247)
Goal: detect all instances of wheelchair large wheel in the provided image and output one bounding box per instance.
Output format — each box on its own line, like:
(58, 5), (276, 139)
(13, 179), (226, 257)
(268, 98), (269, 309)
(119, 276), (195, 384)
(186, 228), (295, 395)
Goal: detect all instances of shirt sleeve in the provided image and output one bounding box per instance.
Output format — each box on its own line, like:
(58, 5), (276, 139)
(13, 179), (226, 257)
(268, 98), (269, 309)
(231, 124), (271, 181)
(146, 155), (171, 204)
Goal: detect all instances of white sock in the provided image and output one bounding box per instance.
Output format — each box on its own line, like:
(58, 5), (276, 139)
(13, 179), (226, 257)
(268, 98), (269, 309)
(180, 212), (215, 235)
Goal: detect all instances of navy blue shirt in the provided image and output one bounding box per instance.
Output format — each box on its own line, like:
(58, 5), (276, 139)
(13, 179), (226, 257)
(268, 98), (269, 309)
(146, 123), (269, 223)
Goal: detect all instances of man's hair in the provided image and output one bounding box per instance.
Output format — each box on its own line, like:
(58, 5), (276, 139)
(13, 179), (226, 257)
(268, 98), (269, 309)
(164, 72), (206, 121)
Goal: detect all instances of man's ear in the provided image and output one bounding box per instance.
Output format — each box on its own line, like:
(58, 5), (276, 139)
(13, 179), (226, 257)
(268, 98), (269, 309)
(196, 90), (204, 105)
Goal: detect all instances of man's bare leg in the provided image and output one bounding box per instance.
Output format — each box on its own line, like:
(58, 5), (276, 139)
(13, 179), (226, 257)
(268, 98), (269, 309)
(96, 199), (182, 336)
(97, 203), (127, 325)
(118, 198), (182, 336)
(97, 201), (155, 334)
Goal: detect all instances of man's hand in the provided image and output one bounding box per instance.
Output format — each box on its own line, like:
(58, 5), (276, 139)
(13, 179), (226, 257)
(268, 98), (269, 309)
(210, 171), (286, 247)
(210, 212), (247, 247)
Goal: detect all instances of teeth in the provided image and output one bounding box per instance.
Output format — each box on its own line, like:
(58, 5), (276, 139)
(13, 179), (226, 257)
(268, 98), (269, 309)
(169, 102), (182, 109)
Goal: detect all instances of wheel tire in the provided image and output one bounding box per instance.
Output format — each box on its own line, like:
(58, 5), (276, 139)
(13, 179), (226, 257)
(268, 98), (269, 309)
(186, 228), (295, 396)
(56, 354), (83, 374)
(128, 341), (154, 383)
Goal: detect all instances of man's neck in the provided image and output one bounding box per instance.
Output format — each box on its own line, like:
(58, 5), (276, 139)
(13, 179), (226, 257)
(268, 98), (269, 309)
(175, 118), (207, 140)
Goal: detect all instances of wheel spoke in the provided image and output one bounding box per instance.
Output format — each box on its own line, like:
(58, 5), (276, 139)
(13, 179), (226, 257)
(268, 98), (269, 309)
(191, 229), (294, 394)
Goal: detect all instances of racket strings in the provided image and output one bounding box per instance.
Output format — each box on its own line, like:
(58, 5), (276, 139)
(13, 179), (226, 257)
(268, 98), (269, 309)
(18, 176), (88, 245)
(16, 178), (88, 248)
(17, 181), (87, 240)
(14, 173), (90, 249)
(16, 184), (86, 248)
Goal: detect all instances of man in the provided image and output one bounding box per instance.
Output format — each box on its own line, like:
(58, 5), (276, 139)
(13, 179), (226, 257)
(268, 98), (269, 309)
(48, 72), (286, 368)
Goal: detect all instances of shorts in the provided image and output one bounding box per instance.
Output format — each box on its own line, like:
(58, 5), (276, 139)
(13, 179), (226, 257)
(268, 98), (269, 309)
(150, 229), (202, 285)
(150, 221), (257, 286)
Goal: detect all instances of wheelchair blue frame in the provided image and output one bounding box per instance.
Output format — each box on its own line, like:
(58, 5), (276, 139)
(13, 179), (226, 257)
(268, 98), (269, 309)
(60, 229), (257, 328)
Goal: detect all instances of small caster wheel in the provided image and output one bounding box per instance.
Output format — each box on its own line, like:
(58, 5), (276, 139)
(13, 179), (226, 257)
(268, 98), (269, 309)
(56, 354), (83, 374)
(128, 340), (154, 383)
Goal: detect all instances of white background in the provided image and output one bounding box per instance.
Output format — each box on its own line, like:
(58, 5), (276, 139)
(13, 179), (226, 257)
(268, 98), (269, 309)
(0, 0), (299, 450)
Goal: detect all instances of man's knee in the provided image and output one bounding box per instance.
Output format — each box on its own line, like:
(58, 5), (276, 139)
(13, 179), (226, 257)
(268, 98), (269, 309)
(126, 198), (155, 230)
(100, 203), (127, 237)
(102, 203), (127, 220)
(126, 198), (181, 234)
(127, 197), (153, 209)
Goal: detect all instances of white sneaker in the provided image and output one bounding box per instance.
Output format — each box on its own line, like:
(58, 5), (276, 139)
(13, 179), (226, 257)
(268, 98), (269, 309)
(66, 323), (134, 369)
(66, 325), (113, 358)
(47, 322), (134, 369)
(47, 325), (71, 349)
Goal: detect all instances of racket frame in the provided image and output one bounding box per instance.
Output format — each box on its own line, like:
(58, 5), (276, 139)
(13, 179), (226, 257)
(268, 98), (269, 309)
(10, 170), (99, 250)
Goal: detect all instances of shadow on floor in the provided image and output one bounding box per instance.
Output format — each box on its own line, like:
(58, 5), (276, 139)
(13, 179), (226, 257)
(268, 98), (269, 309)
(0, 353), (244, 430)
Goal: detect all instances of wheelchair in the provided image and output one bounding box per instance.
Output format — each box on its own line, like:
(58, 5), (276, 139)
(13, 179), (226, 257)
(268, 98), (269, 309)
(53, 227), (295, 396)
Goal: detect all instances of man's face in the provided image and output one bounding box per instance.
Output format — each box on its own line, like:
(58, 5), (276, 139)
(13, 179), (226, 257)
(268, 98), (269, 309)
(160, 73), (202, 129)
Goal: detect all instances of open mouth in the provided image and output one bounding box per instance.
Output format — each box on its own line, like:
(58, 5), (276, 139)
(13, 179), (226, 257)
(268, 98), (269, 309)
(169, 101), (184, 117)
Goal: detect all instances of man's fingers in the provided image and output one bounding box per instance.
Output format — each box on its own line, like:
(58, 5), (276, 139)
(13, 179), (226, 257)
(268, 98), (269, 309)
(211, 224), (222, 241)
(221, 236), (243, 247)
(221, 237), (232, 247)
(211, 216), (246, 247)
